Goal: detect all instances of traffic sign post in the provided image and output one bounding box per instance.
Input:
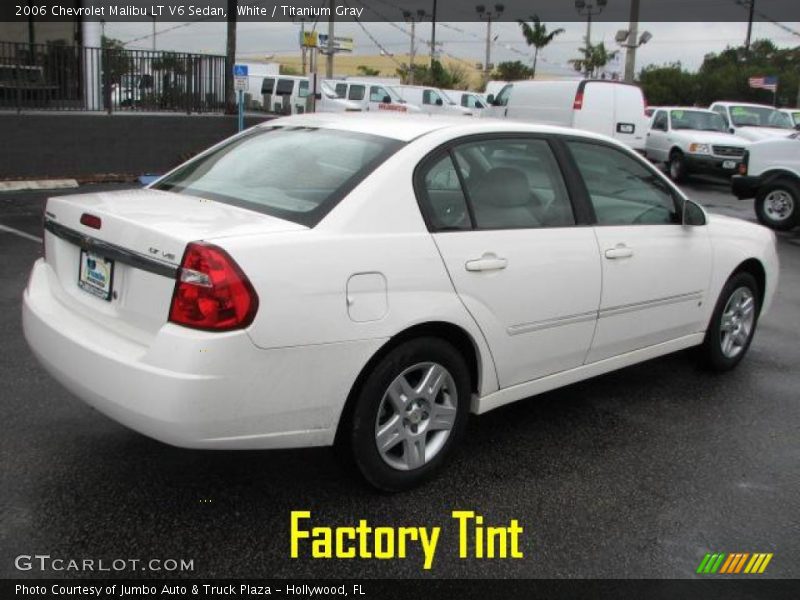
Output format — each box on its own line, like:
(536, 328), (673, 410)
(233, 64), (249, 132)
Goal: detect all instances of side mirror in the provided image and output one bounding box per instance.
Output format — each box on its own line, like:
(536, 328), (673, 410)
(794, 123), (800, 131)
(435, 98), (443, 106)
(729, 127), (735, 134)
(382, 95), (391, 103)
(314, 92), (321, 100)
(486, 94), (495, 104)
(682, 199), (706, 226)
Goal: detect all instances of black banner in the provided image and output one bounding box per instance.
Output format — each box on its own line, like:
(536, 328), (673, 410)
(3, 579), (800, 600)
(2, 0), (800, 23)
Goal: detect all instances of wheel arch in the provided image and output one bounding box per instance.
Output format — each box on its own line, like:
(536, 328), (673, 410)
(731, 258), (767, 313)
(333, 321), (483, 446)
(760, 169), (800, 187)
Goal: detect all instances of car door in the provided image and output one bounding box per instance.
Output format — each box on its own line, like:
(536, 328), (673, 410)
(422, 88), (447, 115)
(646, 110), (670, 161)
(416, 136), (602, 388)
(369, 85), (391, 111)
(564, 140), (713, 363)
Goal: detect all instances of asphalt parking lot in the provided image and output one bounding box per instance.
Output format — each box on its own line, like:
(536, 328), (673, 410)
(1, 179), (798, 579)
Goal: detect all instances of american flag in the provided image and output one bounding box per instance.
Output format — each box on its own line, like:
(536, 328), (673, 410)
(749, 76), (778, 92)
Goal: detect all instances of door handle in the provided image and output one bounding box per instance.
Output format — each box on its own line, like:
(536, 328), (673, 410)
(465, 254), (508, 272)
(604, 244), (634, 259)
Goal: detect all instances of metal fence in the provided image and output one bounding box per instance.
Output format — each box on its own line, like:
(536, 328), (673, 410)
(0, 42), (227, 113)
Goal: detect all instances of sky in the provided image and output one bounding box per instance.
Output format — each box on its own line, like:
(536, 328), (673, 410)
(104, 19), (800, 77)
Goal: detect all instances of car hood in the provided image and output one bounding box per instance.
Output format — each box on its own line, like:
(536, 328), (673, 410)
(736, 127), (794, 141)
(675, 131), (750, 146)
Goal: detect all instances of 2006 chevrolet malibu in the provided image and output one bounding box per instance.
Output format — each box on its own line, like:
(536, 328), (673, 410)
(23, 114), (778, 490)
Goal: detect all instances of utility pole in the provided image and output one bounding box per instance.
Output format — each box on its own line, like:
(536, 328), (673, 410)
(326, 0), (335, 78)
(430, 0), (437, 66)
(403, 10), (427, 85)
(623, 0), (639, 83)
(151, 16), (156, 52)
(745, 0), (756, 52)
(476, 5), (504, 85)
(299, 19), (307, 75)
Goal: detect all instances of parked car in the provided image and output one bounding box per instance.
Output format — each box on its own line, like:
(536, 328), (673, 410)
(321, 79), (421, 113)
(394, 85), (473, 116)
(444, 89), (487, 114)
(23, 114), (778, 491)
(645, 107), (750, 182)
(708, 101), (795, 141)
(778, 108), (800, 128)
(261, 75), (310, 114)
(484, 79), (649, 151)
(732, 134), (800, 230)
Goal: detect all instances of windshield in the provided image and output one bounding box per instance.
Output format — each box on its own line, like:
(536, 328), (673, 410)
(493, 84), (513, 107)
(154, 127), (404, 227)
(729, 105), (793, 129)
(791, 111), (800, 125)
(381, 86), (403, 102)
(670, 110), (727, 132)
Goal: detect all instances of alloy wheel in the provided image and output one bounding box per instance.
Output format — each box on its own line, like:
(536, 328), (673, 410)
(374, 362), (458, 471)
(719, 286), (756, 359)
(763, 190), (795, 222)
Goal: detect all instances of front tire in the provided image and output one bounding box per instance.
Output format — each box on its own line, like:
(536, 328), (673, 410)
(755, 179), (799, 231)
(347, 337), (471, 492)
(700, 272), (760, 371)
(668, 150), (688, 183)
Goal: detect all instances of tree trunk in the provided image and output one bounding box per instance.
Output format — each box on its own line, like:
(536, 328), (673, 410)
(532, 47), (538, 80)
(224, 0), (237, 115)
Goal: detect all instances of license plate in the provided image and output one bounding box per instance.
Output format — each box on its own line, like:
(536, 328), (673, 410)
(722, 160), (737, 169)
(78, 250), (114, 301)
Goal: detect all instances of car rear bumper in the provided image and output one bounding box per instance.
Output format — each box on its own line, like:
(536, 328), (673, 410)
(22, 259), (384, 449)
(731, 175), (762, 200)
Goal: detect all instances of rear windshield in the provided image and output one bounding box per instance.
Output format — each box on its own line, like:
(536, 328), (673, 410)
(154, 127), (404, 227)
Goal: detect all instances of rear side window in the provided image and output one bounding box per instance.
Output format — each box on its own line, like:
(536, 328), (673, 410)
(154, 127), (404, 227)
(261, 78), (275, 94)
(348, 85), (366, 101)
(566, 141), (679, 226)
(419, 154), (471, 231)
(276, 79), (294, 95)
(416, 137), (575, 231)
(335, 83), (347, 97)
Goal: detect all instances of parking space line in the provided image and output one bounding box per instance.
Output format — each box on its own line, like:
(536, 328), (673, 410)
(0, 223), (43, 243)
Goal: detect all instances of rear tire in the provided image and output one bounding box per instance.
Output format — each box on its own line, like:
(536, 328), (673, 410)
(668, 150), (688, 183)
(699, 272), (760, 372)
(345, 337), (470, 492)
(755, 178), (799, 231)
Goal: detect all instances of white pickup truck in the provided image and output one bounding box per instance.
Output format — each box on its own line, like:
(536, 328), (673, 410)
(732, 134), (800, 230)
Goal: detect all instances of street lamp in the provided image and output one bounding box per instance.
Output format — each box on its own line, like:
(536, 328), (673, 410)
(403, 9), (428, 85)
(616, 29), (652, 82)
(476, 4), (504, 82)
(574, 0), (607, 48)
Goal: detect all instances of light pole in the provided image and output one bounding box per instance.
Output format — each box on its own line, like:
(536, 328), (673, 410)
(476, 4), (504, 84)
(403, 9), (428, 85)
(616, 27), (651, 83)
(151, 16), (156, 52)
(430, 0), (437, 67)
(574, 0), (607, 76)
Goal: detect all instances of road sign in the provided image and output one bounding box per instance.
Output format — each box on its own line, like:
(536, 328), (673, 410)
(233, 64), (249, 77)
(234, 76), (248, 92)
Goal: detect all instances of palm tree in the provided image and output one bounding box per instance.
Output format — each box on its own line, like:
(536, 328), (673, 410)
(569, 42), (618, 79)
(518, 16), (565, 80)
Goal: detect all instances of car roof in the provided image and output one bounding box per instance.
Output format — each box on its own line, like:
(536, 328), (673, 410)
(261, 112), (624, 144)
(658, 107), (717, 113)
(712, 101), (776, 108)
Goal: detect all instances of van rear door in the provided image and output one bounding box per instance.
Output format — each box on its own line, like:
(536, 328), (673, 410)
(573, 81), (615, 138)
(612, 84), (647, 151)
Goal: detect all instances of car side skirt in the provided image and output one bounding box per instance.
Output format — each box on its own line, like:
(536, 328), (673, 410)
(474, 333), (705, 414)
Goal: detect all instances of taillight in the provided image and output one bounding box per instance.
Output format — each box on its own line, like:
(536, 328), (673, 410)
(80, 213), (102, 229)
(573, 90), (584, 110)
(169, 242), (258, 331)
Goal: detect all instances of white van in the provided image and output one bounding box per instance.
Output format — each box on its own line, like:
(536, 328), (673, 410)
(485, 79), (649, 151)
(323, 80), (421, 113)
(394, 85), (473, 116)
(316, 81), (363, 112)
(260, 75), (310, 115)
(444, 89), (487, 114)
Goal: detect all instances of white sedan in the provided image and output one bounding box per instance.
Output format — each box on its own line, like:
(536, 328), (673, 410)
(23, 114), (779, 491)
